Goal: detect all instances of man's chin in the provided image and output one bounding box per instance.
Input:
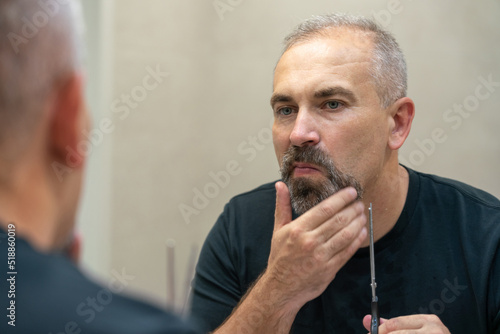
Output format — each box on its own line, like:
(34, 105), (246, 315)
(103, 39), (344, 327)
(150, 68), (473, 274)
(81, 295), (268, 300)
(285, 171), (350, 215)
(288, 176), (333, 198)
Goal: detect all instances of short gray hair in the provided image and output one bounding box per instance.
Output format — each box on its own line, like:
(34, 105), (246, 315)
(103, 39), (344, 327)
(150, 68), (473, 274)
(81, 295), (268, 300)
(0, 0), (84, 159)
(283, 13), (407, 108)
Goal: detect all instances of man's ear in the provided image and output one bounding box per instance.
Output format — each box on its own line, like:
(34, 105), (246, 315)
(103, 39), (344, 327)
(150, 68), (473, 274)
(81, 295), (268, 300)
(387, 97), (415, 150)
(49, 72), (87, 169)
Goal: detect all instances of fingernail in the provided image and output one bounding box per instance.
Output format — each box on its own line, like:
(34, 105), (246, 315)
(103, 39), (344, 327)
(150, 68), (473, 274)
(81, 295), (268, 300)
(346, 187), (357, 198)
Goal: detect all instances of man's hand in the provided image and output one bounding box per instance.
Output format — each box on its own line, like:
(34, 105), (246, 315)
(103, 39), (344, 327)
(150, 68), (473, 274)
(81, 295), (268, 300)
(265, 181), (368, 309)
(362, 314), (451, 334)
(213, 182), (367, 334)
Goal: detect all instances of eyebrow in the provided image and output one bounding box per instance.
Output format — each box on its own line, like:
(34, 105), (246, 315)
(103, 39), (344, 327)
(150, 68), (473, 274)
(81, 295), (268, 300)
(314, 87), (357, 103)
(270, 86), (357, 108)
(270, 94), (293, 108)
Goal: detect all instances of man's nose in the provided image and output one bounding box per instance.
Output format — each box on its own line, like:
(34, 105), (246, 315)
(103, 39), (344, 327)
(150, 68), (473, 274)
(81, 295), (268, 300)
(289, 109), (320, 147)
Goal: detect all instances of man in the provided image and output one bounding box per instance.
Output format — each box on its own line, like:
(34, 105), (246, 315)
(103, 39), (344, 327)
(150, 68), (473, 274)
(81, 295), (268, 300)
(190, 14), (500, 333)
(0, 1), (198, 333)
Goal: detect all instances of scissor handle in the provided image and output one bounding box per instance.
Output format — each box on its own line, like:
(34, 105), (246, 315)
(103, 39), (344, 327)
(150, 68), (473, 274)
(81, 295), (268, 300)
(371, 298), (379, 334)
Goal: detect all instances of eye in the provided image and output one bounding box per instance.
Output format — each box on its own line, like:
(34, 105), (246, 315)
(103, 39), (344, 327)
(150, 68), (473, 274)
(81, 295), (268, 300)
(277, 107), (294, 116)
(325, 101), (341, 109)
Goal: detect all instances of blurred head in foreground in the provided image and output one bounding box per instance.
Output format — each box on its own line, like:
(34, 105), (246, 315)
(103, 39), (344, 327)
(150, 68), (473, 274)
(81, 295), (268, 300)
(0, 2), (199, 333)
(0, 0), (88, 251)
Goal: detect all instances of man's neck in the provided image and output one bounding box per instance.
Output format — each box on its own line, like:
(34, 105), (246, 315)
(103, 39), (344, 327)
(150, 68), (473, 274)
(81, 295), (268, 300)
(360, 163), (409, 247)
(0, 168), (58, 252)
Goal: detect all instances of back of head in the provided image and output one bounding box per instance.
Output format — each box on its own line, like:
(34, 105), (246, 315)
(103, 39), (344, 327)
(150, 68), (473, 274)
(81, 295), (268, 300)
(282, 13), (407, 109)
(0, 0), (84, 166)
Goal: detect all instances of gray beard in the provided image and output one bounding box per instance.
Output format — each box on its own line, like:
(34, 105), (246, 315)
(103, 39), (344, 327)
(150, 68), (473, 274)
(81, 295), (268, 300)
(279, 146), (364, 215)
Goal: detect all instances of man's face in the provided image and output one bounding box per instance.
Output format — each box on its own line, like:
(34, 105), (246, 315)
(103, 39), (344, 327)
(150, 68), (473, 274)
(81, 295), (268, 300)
(271, 28), (392, 214)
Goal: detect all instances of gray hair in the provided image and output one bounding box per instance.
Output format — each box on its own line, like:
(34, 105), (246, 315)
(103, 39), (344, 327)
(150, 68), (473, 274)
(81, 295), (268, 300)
(0, 0), (85, 160)
(283, 13), (407, 108)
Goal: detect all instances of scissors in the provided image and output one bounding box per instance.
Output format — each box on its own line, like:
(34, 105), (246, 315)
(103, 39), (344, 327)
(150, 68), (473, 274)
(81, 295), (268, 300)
(369, 203), (380, 334)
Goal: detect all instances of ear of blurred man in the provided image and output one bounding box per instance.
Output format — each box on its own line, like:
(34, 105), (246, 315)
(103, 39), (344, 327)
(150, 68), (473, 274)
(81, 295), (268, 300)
(49, 71), (89, 171)
(47, 70), (90, 250)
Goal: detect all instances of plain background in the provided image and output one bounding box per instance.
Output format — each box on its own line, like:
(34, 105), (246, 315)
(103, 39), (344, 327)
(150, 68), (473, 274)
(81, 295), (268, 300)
(78, 0), (500, 312)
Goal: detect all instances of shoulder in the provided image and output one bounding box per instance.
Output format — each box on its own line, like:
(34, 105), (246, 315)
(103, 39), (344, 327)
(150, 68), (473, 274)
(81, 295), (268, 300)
(202, 181), (277, 266)
(4, 239), (198, 334)
(406, 169), (500, 304)
(229, 181), (277, 206)
(218, 181), (277, 229)
(407, 168), (500, 258)
(410, 168), (500, 211)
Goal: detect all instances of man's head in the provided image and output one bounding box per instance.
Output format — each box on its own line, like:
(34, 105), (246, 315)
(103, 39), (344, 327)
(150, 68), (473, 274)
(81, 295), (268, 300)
(0, 0), (85, 158)
(271, 13), (414, 214)
(0, 0), (88, 250)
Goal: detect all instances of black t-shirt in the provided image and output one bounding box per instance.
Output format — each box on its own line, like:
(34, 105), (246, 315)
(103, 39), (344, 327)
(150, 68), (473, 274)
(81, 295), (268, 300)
(191, 167), (500, 333)
(0, 227), (200, 334)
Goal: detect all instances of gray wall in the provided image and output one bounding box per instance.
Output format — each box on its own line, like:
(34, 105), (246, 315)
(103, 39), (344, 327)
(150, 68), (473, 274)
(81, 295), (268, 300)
(79, 0), (500, 311)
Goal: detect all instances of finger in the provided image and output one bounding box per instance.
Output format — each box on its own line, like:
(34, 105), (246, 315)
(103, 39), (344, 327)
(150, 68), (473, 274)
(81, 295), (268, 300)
(362, 315), (388, 332)
(378, 315), (429, 333)
(325, 212), (367, 256)
(315, 200), (364, 242)
(299, 186), (358, 230)
(362, 314), (370, 331)
(274, 181), (292, 231)
(325, 216), (367, 271)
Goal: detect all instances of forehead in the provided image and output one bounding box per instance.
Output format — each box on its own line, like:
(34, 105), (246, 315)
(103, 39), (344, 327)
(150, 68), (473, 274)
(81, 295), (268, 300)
(273, 28), (376, 95)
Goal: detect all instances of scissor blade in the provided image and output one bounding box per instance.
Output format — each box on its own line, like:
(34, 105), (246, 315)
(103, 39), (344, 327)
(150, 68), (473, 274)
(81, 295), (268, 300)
(369, 203), (377, 298)
(369, 203), (379, 333)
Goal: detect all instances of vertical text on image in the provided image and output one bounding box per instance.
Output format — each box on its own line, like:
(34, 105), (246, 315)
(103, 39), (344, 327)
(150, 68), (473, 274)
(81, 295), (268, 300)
(6, 223), (17, 327)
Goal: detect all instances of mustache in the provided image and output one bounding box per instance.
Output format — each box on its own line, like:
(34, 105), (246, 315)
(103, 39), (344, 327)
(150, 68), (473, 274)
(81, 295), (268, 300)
(280, 146), (334, 177)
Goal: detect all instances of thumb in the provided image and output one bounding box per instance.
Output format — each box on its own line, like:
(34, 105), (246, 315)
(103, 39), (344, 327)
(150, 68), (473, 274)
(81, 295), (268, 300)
(274, 181), (292, 231)
(362, 315), (387, 333)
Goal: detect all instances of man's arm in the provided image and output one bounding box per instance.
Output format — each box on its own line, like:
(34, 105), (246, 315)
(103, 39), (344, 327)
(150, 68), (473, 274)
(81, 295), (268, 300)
(213, 182), (367, 334)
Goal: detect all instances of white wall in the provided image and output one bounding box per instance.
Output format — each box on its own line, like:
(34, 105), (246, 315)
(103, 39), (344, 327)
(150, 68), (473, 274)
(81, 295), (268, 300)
(78, 0), (114, 279)
(79, 0), (500, 311)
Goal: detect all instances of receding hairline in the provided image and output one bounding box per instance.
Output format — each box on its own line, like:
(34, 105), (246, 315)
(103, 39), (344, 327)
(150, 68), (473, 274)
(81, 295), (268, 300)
(274, 26), (378, 76)
(283, 25), (378, 53)
(272, 27), (379, 96)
